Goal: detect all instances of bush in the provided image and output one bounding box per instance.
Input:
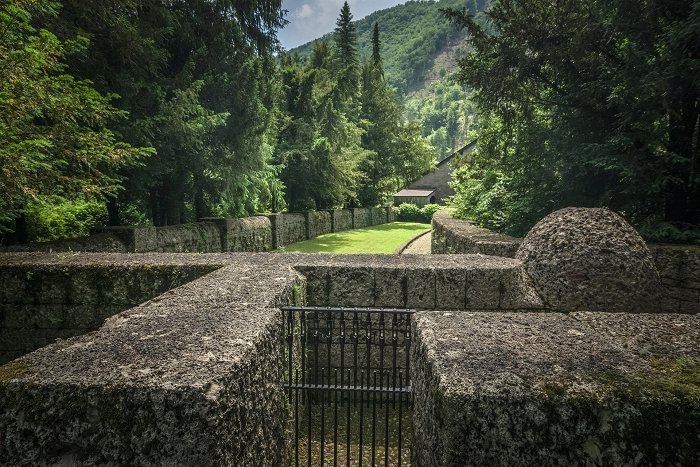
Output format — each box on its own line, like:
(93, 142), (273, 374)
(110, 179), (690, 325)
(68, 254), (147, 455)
(25, 197), (108, 243)
(394, 203), (441, 224)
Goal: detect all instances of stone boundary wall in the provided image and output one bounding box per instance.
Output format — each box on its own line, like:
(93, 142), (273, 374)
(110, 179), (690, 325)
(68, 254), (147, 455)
(0, 253), (304, 466)
(412, 311), (700, 465)
(431, 210), (522, 257)
(433, 210), (700, 313)
(2, 208), (396, 253)
(0, 262), (218, 364)
(650, 245), (700, 313)
(1, 252), (699, 464)
(352, 208), (372, 229)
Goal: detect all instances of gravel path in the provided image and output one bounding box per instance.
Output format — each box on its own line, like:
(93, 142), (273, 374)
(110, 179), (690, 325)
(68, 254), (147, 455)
(401, 231), (432, 254)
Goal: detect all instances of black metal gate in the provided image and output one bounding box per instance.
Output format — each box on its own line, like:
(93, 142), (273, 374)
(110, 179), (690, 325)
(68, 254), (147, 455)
(282, 306), (415, 466)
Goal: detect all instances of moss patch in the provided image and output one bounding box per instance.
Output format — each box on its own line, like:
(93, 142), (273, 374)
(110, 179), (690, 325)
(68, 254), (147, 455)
(0, 360), (33, 382)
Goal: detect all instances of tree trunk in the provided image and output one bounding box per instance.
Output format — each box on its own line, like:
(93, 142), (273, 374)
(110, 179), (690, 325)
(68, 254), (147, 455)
(106, 196), (121, 226)
(15, 213), (28, 245)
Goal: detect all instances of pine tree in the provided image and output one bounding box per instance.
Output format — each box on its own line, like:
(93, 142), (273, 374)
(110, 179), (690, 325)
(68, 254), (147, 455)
(371, 22), (382, 68)
(333, 2), (360, 105)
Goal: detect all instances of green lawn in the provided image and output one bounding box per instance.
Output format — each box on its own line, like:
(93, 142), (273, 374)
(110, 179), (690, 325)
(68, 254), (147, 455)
(278, 222), (430, 254)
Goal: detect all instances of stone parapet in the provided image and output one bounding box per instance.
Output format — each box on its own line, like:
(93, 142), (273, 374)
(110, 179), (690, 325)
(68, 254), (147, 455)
(412, 310), (700, 466)
(431, 210), (521, 257)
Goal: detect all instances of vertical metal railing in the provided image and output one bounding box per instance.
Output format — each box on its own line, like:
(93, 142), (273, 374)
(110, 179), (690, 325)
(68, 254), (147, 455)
(283, 306), (414, 466)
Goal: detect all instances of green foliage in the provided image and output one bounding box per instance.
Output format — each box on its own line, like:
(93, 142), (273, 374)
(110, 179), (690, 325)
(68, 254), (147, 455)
(291, 0), (485, 95)
(0, 0), (150, 232)
(24, 197), (107, 242)
(279, 5), (435, 211)
(446, 0), (700, 239)
(394, 203), (441, 224)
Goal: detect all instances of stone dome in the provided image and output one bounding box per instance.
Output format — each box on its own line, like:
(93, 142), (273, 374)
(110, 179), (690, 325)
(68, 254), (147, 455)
(515, 207), (662, 312)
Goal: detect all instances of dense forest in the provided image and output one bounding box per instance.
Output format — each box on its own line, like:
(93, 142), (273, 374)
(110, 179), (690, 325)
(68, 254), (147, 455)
(2, 0), (698, 245)
(445, 0), (700, 242)
(0, 0), (438, 243)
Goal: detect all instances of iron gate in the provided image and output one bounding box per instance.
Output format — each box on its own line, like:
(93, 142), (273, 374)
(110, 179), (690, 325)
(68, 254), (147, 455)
(282, 306), (415, 466)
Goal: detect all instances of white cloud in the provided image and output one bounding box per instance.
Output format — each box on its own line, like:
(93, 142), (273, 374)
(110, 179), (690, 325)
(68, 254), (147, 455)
(294, 4), (314, 19)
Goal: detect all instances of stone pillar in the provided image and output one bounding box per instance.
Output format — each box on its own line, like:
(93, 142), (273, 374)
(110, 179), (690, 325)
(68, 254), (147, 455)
(94, 226), (157, 252)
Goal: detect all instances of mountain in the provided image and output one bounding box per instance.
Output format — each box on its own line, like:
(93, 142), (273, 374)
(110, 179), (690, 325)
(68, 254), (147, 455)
(288, 0), (488, 96)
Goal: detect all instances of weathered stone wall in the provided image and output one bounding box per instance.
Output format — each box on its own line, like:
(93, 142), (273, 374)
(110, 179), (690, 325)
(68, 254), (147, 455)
(307, 211), (333, 239)
(352, 208), (372, 229)
(295, 255), (543, 310)
(433, 210), (700, 313)
(370, 207), (388, 226)
(2, 232), (128, 253)
(650, 245), (700, 313)
(0, 261), (219, 364)
(155, 222), (222, 253)
(412, 310), (700, 466)
(331, 209), (353, 232)
(220, 217), (273, 252)
(269, 213), (308, 249)
(0, 253), (304, 466)
(431, 210), (521, 257)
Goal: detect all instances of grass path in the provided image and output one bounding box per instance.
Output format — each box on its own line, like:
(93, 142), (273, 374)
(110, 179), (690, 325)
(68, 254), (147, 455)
(278, 222), (430, 254)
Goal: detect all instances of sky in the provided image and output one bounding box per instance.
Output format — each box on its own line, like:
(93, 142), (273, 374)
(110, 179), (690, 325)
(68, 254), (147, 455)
(278, 0), (406, 50)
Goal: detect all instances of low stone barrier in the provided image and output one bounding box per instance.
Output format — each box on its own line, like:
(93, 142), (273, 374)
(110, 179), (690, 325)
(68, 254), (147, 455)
(0, 253), (303, 466)
(330, 209), (353, 232)
(431, 210), (521, 257)
(306, 210), (333, 239)
(269, 212), (307, 249)
(352, 208), (372, 229)
(432, 210), (700, 313)
(0, 258), (218, 364)
(650, 244), (700, 313)
(154, 222), (222, 252)
(412, 310), (700, 465)
(1, 251), (698, 464)
(370, 207), (388, 226)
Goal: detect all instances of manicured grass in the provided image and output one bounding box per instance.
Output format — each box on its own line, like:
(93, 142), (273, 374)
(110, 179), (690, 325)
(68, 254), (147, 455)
(278, 222), (430, 254)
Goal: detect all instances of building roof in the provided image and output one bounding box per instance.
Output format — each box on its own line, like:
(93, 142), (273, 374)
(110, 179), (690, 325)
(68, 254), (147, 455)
(394, 189), (436, 198)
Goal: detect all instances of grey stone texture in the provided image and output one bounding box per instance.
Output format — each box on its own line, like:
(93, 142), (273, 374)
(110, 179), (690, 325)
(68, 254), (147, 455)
(295, 254), (543, 310)
(649, 244), (700, 313)
(0, 253), (304, 466)
(0, 260), (218, 364)
(306, 210), (333, 239)
(352, 208), (372, 229)
(516, 208), (663, 312)
(330, 209), (353, 232)
(2, 232), (129, 253)
(432, 210), (522, 257)
(370, 207), (388, 226)
(268, 212), (308, 248)
(154, 222), (222, 252)
(411, 310), (700, 466)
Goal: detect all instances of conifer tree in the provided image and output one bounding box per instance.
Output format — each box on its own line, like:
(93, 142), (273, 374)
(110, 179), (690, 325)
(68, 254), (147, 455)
(333, 2), (360, 105)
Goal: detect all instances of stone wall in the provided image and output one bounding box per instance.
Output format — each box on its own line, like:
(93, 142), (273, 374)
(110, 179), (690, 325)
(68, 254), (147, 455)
(432, 210), (700, 313)
(0, 253), (304, 466)
(650, 245), (700, 313)
(0, 261), (219, 364)
(155, 222), (222, 253)
(412, 310), (700, 466)
(352, 208), (372, 229)
(331, 209), (353, 232)
(306, 211), (333, 239)
(269, 213), (308, 249)
(431, 210), (521, 257)
(221, 216), (273, 252)
(295, 255), (543, 310)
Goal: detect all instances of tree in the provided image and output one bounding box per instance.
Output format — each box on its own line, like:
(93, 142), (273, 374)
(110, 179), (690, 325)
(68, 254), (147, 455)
(444, 0), (700, 239)
(333, 1), (360, 108)
(0, 1), (150, 241)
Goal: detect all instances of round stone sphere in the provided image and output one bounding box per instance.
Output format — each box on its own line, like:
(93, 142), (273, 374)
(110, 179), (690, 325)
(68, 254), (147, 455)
(515, 207), (662, 312)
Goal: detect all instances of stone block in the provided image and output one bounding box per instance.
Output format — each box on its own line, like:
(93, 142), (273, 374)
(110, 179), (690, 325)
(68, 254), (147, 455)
(465, 269), (501, 309)
(435, 269), (466, 310)
(374, 267), (407, 308)
(406, 268), (435, 309)
(326, 267), (374, 307)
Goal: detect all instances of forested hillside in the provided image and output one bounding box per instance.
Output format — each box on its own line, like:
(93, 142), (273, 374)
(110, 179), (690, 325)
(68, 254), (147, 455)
(291, 0), (488, 160)
(0, 0), (435, 244)
(445, 0), (700, 243)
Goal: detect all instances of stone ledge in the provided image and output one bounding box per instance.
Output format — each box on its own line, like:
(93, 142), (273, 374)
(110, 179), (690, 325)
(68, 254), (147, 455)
(431, 210), (522, 257)
(412, 310), (700, 466)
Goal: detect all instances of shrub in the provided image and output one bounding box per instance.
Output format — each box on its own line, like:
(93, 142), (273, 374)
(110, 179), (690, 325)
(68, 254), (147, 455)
(394, 203), (441, 224)
(25, 197), (108, 242)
